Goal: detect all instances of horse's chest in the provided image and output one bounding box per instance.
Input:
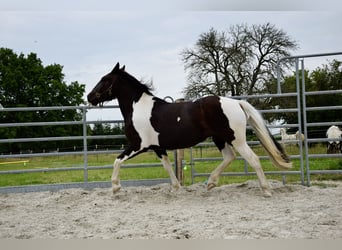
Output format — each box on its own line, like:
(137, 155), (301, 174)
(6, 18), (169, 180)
(131, 94), (160, 147)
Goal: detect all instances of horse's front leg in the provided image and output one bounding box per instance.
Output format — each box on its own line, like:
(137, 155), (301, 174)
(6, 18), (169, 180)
(111, 147), (135, 193)
(111, 158), (124, 193)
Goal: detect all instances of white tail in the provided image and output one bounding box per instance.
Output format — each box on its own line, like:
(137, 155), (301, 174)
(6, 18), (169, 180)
(239, 100), (292, 169)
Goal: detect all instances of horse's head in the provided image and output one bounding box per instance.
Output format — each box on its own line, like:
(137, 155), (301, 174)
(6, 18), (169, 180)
(87, 62), (125, 106)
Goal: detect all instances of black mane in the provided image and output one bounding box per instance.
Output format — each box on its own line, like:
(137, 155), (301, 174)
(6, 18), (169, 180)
(119, 70), (154, 96)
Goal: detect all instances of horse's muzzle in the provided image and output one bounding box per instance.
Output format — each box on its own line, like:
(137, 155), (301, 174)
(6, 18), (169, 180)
(87, 92), (98, 105)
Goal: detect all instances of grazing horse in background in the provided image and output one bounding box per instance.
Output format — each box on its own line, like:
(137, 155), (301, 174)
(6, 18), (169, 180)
(280, 128), (297, 145)
(326, 125), (342, 154)
(87, 63), (292, 197)
(295, 131), (305, 145)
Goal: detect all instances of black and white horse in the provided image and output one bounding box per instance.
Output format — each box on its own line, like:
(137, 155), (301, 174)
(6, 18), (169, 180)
(87, 63), (292, 197)
(326, 125), (342, 154)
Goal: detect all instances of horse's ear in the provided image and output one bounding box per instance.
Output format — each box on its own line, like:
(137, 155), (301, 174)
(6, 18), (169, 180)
(112, 62), (120, 73)
(120, 65), (125, 71)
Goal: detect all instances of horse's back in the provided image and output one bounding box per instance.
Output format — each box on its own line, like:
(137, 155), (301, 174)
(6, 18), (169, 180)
(327, 125), (342, 138)
(150, 95), (245, 149)
(150, 98), (208, 149)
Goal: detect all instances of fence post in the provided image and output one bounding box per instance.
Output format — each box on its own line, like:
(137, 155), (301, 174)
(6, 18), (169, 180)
(82, 107), (88, 184)
(175, 98), (185, 185)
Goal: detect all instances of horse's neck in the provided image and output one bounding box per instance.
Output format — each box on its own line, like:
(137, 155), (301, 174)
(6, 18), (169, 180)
(117, 84), (153, 121)
(115, 74), (157, 122)
(117, 98), (133, 121)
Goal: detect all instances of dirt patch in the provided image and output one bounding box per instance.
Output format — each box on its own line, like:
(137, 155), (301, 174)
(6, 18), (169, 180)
(1, 180), (341, 239)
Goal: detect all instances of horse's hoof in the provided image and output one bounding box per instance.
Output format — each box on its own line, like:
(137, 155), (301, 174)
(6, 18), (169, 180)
(171, 183), (181, 192)
(263, 190), (272, 198)
(112, 184), (121, 193)
(207, 183), (216, 190)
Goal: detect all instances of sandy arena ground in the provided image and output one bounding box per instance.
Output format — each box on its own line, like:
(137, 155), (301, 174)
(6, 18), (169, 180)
(0, 180), (341, 239)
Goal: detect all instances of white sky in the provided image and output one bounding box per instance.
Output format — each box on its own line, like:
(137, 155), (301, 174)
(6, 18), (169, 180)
(1, 0), (342, 121)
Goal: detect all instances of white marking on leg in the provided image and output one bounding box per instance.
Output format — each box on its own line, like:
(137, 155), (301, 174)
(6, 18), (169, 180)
(111, 158), (124, 193)
(208, 143), (235, 190)
(161, 155), (180, 191)
(233, 142), (272, 197)
(132, 93), (160, 148)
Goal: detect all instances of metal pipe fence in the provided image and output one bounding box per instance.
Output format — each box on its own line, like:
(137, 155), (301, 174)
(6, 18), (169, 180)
(0, 105), (171, 193)
(190, 52), (342, 186)
(1, 52), (341, 193)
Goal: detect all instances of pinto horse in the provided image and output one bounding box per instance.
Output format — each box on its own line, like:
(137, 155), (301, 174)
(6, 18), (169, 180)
(87, 63), (292, 197)
(326, 125), (342, 154)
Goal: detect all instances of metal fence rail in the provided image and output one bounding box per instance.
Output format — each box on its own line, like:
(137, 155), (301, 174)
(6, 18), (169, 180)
(300, 74), (342, 185)
(1, 52), (341, 193)
(0, 105), (172, 193)
(190, 52), (342, 186)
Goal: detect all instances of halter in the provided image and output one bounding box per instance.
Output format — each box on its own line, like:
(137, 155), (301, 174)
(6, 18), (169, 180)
(95, 82), (113, 99)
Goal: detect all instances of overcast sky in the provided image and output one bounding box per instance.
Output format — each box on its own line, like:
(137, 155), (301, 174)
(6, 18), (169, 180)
(1, 0), (342, 121)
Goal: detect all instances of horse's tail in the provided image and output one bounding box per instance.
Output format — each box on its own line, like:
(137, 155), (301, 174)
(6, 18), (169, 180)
(238, 100), (292, 169)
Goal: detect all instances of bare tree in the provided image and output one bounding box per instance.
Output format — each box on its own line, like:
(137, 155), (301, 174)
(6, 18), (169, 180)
(181, 23), (298, 99)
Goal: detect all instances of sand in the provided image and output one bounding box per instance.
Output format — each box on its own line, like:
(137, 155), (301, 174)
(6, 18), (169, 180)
(1, 180), (341, 239)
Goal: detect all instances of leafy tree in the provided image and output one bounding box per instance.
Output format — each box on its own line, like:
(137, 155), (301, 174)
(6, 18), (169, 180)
(0, 48), (85, 153)
(0, 48), (85, 107)
(89, 123), (127, 150)
(181, 23), (298, 100)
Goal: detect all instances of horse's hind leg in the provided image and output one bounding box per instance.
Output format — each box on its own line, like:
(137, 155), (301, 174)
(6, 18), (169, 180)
(233, 142), (272, 197)
(207, 142), (235, 190)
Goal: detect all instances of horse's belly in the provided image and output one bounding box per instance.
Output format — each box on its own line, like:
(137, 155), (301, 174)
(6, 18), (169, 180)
(157, 127), (208, 149)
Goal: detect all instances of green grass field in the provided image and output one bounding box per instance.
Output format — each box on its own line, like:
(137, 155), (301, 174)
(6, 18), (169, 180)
(0, 143), (341, 187)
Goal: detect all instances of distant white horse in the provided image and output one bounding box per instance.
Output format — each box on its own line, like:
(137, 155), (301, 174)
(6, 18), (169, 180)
(280, 128), (297, 144)
(326, 125), (342, 154)
(295, 131), (305, 144)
